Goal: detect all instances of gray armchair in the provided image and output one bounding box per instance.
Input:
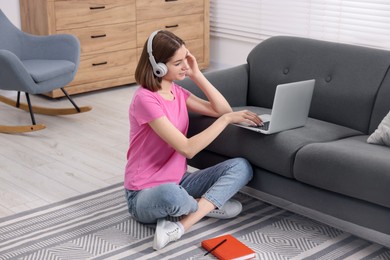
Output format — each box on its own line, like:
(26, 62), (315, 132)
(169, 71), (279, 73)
(0, 9), (91, 133)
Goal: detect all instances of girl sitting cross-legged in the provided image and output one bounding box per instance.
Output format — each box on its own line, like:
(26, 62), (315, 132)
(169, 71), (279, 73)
(124, 30), (262, 250)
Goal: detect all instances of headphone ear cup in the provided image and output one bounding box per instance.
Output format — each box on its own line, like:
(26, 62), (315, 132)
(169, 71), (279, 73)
(154, 62), (168, 77)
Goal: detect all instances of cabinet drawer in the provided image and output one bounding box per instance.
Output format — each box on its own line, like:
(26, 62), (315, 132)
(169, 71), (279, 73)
(137, 14), (204, 48)
(54, 0), (135, 30)
(70, 49), (137, 86)
(137, 0), (204, 20)
(57, 22), (136, 55)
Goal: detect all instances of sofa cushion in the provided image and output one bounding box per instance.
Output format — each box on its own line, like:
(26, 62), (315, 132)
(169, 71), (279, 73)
(187, 106), (361, 179)
(368, 111), (390, 146)
(294, 135), (390, 208)
(246, 36), (390, 134)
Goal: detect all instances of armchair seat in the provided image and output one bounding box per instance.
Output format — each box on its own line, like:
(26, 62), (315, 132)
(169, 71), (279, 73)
(22, 59), (76, 83)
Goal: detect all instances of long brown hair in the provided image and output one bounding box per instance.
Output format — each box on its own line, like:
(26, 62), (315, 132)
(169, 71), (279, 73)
(135, 30), (185, 92)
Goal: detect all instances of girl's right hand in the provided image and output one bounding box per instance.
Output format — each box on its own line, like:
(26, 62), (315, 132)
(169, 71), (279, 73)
(185, 50), (201, 78)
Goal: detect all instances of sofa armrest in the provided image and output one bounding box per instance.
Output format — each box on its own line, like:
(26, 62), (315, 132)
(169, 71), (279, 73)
(177, 64), (249, 107)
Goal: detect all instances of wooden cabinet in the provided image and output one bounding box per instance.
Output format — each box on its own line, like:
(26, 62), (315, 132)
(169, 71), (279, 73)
(19, 0), (210, 98)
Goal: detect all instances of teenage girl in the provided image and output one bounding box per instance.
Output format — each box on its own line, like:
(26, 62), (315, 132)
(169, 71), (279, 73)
(124, 30), (262, 250)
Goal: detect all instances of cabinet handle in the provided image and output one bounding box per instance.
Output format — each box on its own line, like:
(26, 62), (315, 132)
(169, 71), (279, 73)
(165, 0), (178, 2)
(91, 34), (107, 39)
(92, 61), (108, 66)
(90, 6), (106, 10)
(165, 24), (179, 28)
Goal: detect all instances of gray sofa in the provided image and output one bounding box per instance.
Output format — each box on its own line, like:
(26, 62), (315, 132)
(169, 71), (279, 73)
(179, 36), (390, 247)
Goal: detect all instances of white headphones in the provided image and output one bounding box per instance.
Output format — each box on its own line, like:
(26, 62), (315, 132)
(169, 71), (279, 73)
(147, 30), (168, 77)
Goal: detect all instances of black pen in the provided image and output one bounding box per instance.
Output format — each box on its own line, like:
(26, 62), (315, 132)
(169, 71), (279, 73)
(204, 238), (227, 256)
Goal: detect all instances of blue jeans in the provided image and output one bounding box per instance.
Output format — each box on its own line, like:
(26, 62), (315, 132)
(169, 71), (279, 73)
(125, 158), (253, 224)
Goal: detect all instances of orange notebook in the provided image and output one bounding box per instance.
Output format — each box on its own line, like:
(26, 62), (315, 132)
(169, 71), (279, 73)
(201, 234), (256, 260)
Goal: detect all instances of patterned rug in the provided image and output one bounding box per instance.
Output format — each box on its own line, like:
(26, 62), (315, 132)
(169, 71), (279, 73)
(1, 183), (389, 260)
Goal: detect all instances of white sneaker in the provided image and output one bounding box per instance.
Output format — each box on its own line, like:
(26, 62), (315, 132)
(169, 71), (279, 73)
(206, 199), (242, 219)
(153, 219), (183, 250)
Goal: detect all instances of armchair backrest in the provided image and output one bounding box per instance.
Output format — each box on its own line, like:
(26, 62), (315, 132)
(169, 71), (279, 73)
(0, 9), (23, 58)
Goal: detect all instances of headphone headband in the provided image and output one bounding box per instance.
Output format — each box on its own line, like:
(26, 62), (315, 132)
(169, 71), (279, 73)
(147, 30), (159, 55)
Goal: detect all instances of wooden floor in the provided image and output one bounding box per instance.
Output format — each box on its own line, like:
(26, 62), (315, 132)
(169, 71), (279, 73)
(0, 85), (138, 218)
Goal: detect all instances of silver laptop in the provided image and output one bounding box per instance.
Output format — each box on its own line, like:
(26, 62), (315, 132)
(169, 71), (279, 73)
(234, 79), (315, 134)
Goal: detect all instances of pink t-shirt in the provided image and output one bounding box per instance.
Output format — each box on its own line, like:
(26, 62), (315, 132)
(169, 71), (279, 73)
(124, 83), (191, 190)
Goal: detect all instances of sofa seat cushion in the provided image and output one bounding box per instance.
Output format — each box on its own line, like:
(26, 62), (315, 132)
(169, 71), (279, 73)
(294, 135), (390, 208)
(187, 106), (361, 179)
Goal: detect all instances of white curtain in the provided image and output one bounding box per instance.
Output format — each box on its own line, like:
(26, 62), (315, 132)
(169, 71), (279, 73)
(210, 0), (390, 50)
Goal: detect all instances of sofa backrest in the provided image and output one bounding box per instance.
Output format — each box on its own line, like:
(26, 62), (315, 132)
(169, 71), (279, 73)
(246, 36), (390, 134)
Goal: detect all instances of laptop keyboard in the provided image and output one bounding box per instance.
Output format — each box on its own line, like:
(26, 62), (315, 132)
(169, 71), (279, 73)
(250, 121), (270, 131)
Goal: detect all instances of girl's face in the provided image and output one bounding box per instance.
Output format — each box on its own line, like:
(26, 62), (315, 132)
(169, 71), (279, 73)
(163, 45), (189, 82)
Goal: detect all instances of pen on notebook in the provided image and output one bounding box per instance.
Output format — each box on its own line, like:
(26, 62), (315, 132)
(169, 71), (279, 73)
(204, 238), (227, 256)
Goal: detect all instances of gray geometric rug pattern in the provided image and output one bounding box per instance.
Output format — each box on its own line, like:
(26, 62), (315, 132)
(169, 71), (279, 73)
(0, 183), (389, 260)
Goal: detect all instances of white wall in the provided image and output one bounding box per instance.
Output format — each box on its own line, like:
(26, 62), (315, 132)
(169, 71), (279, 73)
(0, 1), (253, 68)
(0, 1), (21, 28)
(210, 36), (257, 68)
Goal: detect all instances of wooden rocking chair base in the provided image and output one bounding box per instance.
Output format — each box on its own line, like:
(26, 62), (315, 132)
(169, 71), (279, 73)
(0, 95), (92, 115)
(0, 124), (46, 133)
(0, 94), (92, 133)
